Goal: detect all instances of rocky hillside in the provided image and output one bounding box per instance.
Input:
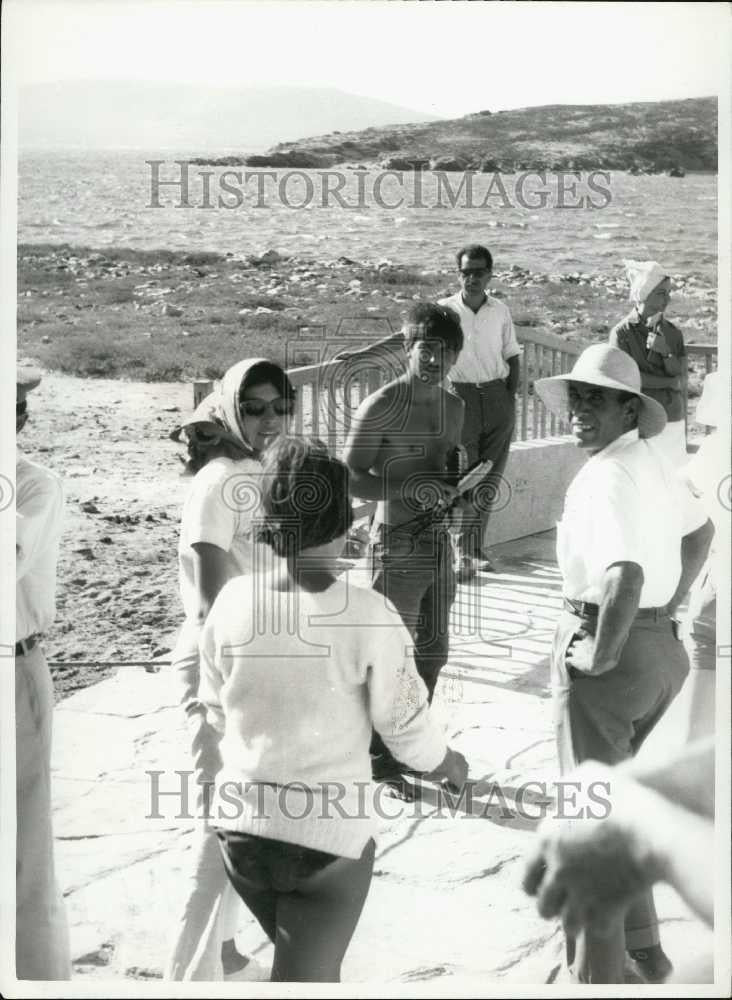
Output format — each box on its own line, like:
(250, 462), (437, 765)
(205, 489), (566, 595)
(225, 97), (717, 174)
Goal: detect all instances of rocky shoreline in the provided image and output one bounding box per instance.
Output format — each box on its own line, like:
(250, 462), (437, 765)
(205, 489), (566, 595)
(19, 243), (716, 383)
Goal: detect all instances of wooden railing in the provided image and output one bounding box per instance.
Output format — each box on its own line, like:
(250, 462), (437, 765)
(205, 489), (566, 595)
(685, 343), (718, 436)
(193, 326), (583, 452)
(193, 333), (717, 449)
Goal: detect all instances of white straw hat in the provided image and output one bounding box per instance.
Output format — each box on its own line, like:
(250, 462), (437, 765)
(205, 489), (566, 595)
(535, 344), (667, 439)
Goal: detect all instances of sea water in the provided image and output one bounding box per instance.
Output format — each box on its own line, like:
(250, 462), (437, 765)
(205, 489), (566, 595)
(18, 150), (717, 283)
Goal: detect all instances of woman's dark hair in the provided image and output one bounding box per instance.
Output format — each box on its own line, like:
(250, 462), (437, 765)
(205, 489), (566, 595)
(238, 361), (295, 412)
(175, 362), (296, 475)
(257, 436), (353, 591)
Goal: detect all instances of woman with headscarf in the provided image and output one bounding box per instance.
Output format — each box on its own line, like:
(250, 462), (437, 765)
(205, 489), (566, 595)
(164, 358), (295, 982)
(609, 260), (688, 464)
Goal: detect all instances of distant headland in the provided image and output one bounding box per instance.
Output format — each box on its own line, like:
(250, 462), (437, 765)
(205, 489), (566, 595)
(190, 97), (717, 175)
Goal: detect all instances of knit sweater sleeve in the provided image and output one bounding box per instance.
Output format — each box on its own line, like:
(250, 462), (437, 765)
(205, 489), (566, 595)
(367, 627), (447, 773)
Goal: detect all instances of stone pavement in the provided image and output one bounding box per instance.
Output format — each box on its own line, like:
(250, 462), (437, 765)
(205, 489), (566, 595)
(51, 531), (711, 987)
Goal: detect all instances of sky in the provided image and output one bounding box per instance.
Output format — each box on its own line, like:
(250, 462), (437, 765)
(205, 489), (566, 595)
(5, 0), (730, 118)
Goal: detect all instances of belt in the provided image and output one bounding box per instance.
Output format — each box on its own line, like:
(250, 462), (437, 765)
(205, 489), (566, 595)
(564, 598), (669, 621)
(15, 635), (40, 657)
(454, 379), (505, 389)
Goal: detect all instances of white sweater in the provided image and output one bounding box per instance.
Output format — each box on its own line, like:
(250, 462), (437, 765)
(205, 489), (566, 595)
(198, 572), (447, 858)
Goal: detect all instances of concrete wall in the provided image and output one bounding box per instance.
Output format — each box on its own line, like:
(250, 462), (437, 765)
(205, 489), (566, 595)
(487, 436), (587, 546)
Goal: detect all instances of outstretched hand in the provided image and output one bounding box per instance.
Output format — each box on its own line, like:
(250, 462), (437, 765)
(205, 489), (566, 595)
(522, 762), (661, 936)
(424, 746), (469, 792)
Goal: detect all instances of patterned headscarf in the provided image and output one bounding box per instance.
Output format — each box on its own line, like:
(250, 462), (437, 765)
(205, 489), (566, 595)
(171, 358), (293, 458)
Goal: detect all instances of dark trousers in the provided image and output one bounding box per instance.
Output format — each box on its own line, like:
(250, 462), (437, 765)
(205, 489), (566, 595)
(551, 607), (690, 982)
(452, 381), (515, 556)
(216, 831), (375, 982)
(368, 523), (455, 776)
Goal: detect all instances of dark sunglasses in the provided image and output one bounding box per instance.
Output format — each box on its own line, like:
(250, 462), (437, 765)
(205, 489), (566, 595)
(459, 267), (490, 278)
(239, 397), (294, 418)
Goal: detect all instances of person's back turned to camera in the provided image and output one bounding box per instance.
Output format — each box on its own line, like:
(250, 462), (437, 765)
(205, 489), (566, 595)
(198, 437), (468, 982)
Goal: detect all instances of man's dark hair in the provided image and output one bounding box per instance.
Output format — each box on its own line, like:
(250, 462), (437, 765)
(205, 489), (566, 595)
(403, 302), (464, 354)
(456, 244), (493, 271)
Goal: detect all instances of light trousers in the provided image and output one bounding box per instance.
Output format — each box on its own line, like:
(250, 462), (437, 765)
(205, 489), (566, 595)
(15, 645), (71, 980)
(163, 626), (242, 981)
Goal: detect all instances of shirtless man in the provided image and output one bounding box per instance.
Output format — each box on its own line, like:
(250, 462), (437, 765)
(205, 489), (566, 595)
(344, 302), (465, 781)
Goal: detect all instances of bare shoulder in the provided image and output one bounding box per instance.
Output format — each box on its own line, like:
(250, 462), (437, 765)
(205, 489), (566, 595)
(353, 379), (403, 423)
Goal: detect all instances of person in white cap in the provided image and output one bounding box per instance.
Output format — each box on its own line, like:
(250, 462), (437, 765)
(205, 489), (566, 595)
(15, 367), (71, 980)
(532, 344), (713, 984)
(609, 260), (687, 464)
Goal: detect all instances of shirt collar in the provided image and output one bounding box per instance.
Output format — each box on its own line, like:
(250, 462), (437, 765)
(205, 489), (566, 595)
(458, 291), (493, 311)
(589, 429), (639, 463)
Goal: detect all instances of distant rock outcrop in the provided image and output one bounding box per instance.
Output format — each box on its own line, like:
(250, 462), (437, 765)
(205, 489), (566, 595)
(244, 150), (337, 168)
(429, 155), (471, 172)
(246, 97), (717, 174)
(380, 155), (431, 171)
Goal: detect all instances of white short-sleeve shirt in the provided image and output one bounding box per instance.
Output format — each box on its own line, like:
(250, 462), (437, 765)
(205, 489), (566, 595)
(438, 291), (520, 383)
(557, 430), (707, 607)
(178, 455), (263, 621)
(16, 454), (64, 640)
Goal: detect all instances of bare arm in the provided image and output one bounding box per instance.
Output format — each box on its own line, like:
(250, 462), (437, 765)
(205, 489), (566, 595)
(190, 541), (237, 625)
(333, 331), (403, 362)
(623, 737), (714, 818)
(343, 395), (397, 502)
(566, 562), (643, 676)
(667, 519), (714, 618)
(523, 757), (714, 931)
(506, 355), (520, 396)
(343, 393), (459, 505)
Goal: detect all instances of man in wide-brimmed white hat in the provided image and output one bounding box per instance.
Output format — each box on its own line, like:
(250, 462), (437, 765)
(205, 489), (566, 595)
(609, 260), (687, 464)
(526, 344), (713, 984)
(15, 367), (71, 979)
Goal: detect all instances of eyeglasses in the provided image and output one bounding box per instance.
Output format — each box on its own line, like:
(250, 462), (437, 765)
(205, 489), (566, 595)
(239, 398), (294, 418)
(459, 268), (490, 278)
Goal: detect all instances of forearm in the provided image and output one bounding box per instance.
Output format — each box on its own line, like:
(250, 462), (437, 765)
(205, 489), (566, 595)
(505, 356), (520, 395)
(591, 563), (643, 673)
(334, 332), (403, 361)
(348, 467), (451, 503)
(651, 797), (714, 926)
(661, 353), (682, 376)
(623, 738), (715, 818)
(667, 520), (714, 617)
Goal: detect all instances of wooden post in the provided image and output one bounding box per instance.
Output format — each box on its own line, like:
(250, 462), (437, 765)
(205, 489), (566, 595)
(520, 346), (529, 441)
(193, 379), (214, 408)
